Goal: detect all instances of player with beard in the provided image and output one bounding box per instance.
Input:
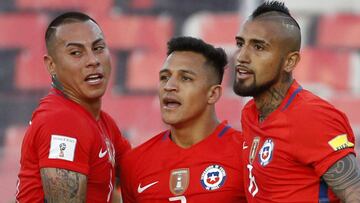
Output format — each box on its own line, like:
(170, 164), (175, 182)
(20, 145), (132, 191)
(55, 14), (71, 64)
(120, 36), (246, 202)
(233, 1), (360, 202)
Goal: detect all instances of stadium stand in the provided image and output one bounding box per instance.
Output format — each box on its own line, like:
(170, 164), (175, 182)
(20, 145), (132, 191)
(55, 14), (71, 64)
(294, 48), (352, 92)
(317, 14), (360, 49)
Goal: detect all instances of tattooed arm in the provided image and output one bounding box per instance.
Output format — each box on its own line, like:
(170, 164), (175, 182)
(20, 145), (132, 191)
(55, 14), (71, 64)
(322, 154), (360, 202)
(40, 168), (87, 203)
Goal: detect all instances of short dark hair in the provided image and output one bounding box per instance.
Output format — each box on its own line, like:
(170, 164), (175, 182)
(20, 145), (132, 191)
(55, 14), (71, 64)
(45, 11), (98, 52)
(250, 1), (300, 30)
(167, 36), (227, 84)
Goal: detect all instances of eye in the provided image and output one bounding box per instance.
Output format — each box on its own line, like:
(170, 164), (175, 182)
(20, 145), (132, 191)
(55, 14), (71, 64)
(181, 76), (192, 81)
(159, 75), (169, 82)
(254, 44), (264, 51)
(70, 50), (82, 56)
(94, 45), (105, 52)
(236, 41), (244, 48)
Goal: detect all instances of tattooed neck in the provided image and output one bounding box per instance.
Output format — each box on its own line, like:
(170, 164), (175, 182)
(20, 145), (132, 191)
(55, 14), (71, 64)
(255, 76), (293, 122)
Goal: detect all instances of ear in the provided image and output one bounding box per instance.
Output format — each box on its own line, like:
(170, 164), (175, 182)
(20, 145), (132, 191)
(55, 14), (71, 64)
(44, 54), (56, 76)
(207, 84), (222, 105)
(283, 51), (300, 73)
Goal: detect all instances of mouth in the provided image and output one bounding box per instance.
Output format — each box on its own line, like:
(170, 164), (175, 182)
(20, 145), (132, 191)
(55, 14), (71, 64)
(162, 96), (181, 109)
(85, 73), (104, 85)
(235, 65), (253, 80)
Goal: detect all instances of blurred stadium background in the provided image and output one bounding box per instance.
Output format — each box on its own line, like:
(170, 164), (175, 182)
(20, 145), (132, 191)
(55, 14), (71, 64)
(0, 0), (359, 201)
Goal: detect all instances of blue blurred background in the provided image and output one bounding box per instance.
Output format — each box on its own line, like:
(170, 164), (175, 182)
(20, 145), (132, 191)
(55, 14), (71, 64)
(0, 0), (359, 201)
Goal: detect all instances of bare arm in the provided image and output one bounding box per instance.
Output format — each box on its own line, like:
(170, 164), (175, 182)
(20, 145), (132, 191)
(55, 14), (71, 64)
(322, 154), (360, 202)
(40, 168), (87, 203)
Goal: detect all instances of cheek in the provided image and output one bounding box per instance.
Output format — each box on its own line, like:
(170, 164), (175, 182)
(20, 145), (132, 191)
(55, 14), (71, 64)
(254, 56), (281, 82)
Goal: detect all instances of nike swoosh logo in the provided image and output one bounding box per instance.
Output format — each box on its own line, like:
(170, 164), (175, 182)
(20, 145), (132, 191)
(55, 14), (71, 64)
(99, 149), (108, 158)
(243, 142), (249, 149)
(137, 181), (159, 193)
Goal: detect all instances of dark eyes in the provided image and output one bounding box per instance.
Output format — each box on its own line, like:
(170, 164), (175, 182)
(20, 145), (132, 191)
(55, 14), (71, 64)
(236, 41), (244, 48)
(159, 75), (192, 82)
(254, 44), (264, 51)
(159, 75), (169, 81)
(70, 50), (82, 56)
(94, 45), (105, 52)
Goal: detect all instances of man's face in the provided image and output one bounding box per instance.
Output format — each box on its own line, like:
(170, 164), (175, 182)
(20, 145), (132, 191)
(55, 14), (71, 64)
(47, 20), (111, 103)
(233, 19), (286, 97)
(159, 51), (215, 126)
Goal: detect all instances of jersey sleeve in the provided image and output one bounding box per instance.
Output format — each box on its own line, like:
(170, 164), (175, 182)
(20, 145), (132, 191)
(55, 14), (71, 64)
(290, 102), (355, 176)
(35, 111), (94, 175)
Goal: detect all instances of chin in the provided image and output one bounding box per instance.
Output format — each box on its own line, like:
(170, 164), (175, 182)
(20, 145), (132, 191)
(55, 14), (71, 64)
(161, 116), (182, 126)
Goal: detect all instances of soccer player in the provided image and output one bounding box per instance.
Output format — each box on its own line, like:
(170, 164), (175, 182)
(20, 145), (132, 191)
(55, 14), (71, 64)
(16, 12), (131, 202)
(120, 36), (246, 202)
(233, 1), (360, 202)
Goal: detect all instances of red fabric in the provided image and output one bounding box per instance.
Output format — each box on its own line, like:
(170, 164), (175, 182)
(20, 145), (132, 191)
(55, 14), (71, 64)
(242, 80), (355, 202)
(120, 121), (246, 202)
(16, 88), (131, 203)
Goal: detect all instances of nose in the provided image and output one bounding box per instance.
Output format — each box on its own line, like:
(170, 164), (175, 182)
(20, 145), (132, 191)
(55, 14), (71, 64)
(163, 76), (178, 92)
(235, 45), (251, 64)
(86, 51), (100, 68)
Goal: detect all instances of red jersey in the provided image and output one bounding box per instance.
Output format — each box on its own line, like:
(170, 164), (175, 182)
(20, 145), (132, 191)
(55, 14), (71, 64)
(16, 88), (131, 203)
(120, 121), (246, 203)
(241, 81), (355, 202)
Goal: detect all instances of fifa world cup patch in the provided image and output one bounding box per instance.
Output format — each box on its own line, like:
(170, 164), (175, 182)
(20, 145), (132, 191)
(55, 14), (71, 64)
(169, 168), (190, 196)
(328, 134), (354, 151)
(48, 135), (77, 161)
(258, 139), (274, 167)
(200, 165), (227, 191)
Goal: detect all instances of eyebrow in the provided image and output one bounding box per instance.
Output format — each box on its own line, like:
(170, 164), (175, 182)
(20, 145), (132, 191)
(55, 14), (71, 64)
(65, 38), (104, 48)
(235, 36), (269, 46)
(159, 69), (197, 75)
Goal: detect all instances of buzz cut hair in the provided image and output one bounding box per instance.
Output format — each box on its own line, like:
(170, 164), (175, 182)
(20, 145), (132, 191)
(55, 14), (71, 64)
(45, 11), (99, 52)
(250, 1), (300, 30)
(167, 36), (228, 85)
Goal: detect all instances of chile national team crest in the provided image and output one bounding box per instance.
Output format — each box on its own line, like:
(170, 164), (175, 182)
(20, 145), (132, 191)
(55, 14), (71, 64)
(200, 165), (226, 191)
(258, 139), (274, 166)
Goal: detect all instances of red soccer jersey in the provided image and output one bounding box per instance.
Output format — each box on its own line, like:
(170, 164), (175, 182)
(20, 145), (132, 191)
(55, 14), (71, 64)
(16, 89), (131, 203)
(120, 121), (246, 203)
(241, 80), (355, 202)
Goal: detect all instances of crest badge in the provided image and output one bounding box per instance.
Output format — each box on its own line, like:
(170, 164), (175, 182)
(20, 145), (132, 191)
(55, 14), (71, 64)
(200, 165), (226, 191)
(258, 139), (274, 166)
(249, 136), (260, 164)
(169, 168), (189, 195)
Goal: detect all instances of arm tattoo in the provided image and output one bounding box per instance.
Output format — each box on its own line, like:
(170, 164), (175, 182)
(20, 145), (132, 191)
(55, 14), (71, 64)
(323, 154), (360, 202)
(40, 168), (87, 203)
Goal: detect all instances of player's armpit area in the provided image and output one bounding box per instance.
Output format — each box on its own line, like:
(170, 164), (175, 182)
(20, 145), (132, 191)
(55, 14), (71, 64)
(40, 168), (87, 203)
(323, 154), (360, 202)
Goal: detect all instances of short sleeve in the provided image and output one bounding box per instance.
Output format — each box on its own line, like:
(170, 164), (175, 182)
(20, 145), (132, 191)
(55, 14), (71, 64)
(35, 111), (94, 175)
(290, 102), (355, 176)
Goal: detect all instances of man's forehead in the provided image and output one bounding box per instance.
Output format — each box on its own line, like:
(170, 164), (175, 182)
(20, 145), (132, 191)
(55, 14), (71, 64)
(238, 20), (279, 39)
(54, 20), (103, 42)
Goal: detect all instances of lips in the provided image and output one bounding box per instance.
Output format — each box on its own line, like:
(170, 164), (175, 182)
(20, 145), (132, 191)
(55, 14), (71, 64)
(85, 73), (104, 85)
(162, 96), (181, 109)
(235, 65), (253, 80)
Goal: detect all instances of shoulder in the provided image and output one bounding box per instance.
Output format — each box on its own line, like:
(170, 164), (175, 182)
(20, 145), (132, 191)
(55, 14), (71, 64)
(287, 89), (349, 124)
(216, 124), (243, 148)
(122, 131), (168, 163)
(30, 96), (97, 142)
